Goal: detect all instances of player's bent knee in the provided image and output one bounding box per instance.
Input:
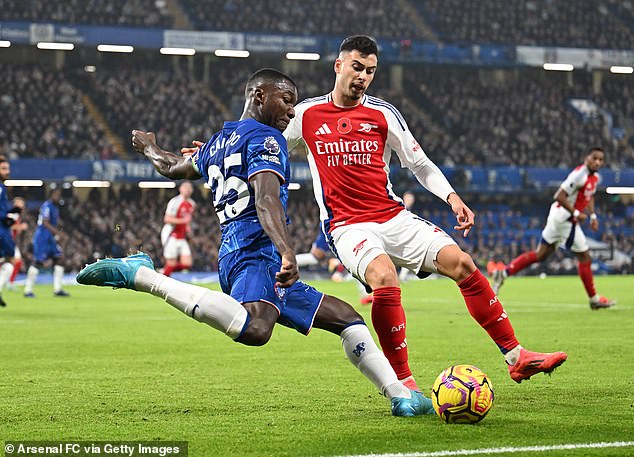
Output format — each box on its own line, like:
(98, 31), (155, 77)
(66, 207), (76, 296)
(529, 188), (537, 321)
(236, 320), (274, 346)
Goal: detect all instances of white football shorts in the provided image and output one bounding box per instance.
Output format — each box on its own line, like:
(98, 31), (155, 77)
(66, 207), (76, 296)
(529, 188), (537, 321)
(329, 209), (456, 283)
(541, 204), (589, 253)
(163, 237), (192, 259)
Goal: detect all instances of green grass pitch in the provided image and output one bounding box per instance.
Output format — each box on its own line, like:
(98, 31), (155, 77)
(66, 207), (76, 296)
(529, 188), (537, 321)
(1, 275), (633, 457)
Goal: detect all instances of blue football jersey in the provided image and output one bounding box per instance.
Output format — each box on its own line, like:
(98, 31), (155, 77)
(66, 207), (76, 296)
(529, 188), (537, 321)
(192, 118), (290, 259)
(35, 200), (59, 235)
(0, 183), (10, 222)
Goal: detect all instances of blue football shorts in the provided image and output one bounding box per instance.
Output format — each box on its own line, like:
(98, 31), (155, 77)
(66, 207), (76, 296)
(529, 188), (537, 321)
(33, 232), (62, 262)
(219, 248), (324, 335)
(0, 227), (16, 258)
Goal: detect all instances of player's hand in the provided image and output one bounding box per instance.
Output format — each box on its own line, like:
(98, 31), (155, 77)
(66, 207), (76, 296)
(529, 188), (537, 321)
(590, 217), (599, 232)
(275, 252), (299, 288)
(448, 193), (475, 237)
(131, 130), (157, 155)
(576, 212), (588, 223)
(180, 140), (204, 158)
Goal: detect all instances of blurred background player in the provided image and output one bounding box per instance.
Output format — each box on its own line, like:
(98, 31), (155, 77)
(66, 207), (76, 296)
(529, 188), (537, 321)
(0, 156), (19, 307)
(23, 187), (70, 297)
(297, 229), (373, 304)
(8, 197), (28, 290)
(492, 147), (616, 310)
(161, 180), (196, 277)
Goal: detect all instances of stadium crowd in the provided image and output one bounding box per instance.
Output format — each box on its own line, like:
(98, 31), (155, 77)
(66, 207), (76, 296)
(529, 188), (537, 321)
(179, 0), (430, 40)
(1, 0), (173, 28)
(9, 186), (633, 276)
(0, 64), (117, 160)
(414, 0), (634, 48)
(3, 60), (632, 168)
(3, 0), (633, 49)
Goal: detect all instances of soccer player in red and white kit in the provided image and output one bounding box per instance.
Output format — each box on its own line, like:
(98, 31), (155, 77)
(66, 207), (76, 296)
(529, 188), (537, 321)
(161, 181), (195, 277)
(284, 35), (567, 386)
(493, 147), (616, 310)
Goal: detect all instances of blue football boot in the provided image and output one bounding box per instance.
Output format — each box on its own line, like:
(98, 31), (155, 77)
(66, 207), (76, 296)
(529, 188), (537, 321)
(391, 390), (435, 417)
(76, 253), (154, 289)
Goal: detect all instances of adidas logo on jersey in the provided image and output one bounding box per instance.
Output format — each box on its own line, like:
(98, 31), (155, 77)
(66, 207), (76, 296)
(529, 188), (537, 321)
(315, 123), (332, 135)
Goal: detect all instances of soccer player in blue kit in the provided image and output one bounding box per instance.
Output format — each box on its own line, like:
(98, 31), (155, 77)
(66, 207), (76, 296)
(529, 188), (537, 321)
(77, 68), (432, 417)
(23, 187), (70, 297)
(0, 155), (20, 307)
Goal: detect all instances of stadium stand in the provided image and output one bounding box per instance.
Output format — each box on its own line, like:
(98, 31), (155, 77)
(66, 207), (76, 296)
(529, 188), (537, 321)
(0, 64), (118, 160)
(178, 0), (431, 40)
(1, 0), (173, 28)
(9, 185), (632, 275)
(415, 0), (634, 48)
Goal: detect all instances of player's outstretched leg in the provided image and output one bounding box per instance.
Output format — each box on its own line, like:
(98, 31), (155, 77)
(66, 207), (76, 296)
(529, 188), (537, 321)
(77, 253), (249, 340)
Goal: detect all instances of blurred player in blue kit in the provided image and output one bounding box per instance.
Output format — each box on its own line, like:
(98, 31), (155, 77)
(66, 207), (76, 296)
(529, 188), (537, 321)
(77, 68), (433, 417)
(23, 187), (70, 297)
(0, 155), (20, 307)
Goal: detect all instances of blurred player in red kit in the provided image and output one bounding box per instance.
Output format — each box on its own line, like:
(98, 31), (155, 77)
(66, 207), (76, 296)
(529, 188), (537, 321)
(493, 147), (616, 310)
(161, 181), (195, 276)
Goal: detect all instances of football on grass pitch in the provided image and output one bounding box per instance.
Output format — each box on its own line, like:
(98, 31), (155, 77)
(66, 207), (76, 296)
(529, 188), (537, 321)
(431, 364), (494, 424)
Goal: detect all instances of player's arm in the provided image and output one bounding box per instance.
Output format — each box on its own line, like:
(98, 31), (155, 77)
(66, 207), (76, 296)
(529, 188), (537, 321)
(132, 130), (201, 180)
(41, 217), (60, 237)
(553, 188), (587, 222)
(250, 172), (299, 288)
(388, 115), (474, 236)
(586, 195), (598, 231)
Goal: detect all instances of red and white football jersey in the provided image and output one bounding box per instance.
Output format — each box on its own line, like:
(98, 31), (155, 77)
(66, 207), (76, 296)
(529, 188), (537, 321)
(557, 164), (600, 213)
(162, 195), (195, 242)
(285, 93), (432, 233)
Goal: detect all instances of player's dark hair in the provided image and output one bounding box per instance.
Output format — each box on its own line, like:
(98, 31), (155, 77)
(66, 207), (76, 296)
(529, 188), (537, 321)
(245, 68), (296, 95)
(339, 35), (379, 57)
(0, 155), (8, 164)
(588, 146), (605, 155)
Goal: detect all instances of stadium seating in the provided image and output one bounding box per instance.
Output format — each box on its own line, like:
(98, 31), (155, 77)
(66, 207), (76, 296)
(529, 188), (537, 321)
(1, 0), (173, 28)
(415, 0), (634, 49)
(0, 64), (118, 160)
(178, 0), (430, 39)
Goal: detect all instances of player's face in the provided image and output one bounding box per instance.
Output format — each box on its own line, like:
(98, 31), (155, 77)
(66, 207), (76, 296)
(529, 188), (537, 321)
(334, 50), (377, 104)
(585, 150), (605, 173)
(0, 161), (10, 181)
(179, 182), (193, 198)
(261, 80), (298, 132)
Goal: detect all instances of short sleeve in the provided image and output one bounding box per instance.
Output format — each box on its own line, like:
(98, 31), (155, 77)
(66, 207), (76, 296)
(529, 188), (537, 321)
(560, 168), (585, 193)
(246, 130), (287, 183)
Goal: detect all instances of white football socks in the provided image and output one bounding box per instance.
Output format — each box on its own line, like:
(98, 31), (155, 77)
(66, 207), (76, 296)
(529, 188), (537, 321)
(24, 265), (39, 294)
(340, 323), (411, 399)
(296, 253), (319, 267)
(504, 345), (523, 366)
(53, 265), (64, 293)
(0, 262), (13, 291)
(134, 266), (248, 339)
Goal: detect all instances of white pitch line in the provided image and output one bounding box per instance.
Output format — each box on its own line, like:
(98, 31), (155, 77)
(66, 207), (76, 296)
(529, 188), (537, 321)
(336, 441), (634, 457)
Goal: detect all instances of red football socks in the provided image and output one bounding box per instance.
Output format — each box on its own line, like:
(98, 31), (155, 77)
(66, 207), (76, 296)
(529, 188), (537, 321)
(371, 286), (412, 380)
(459, 270), (519, 353)
(507, 251), (538, 276)
(577, 260), (596, 297)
